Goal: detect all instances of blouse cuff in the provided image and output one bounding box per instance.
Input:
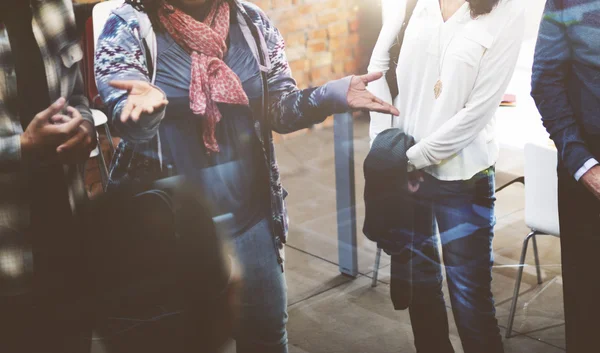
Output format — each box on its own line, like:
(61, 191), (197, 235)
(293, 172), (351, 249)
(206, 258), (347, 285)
(406, 143), (432, 171)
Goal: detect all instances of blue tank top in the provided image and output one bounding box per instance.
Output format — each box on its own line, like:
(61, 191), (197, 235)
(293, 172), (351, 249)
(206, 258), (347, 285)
(154, 23), (268, 237)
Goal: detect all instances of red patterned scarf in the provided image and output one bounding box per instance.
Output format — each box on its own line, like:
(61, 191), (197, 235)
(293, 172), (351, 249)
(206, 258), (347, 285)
(158, 1), (249, 153)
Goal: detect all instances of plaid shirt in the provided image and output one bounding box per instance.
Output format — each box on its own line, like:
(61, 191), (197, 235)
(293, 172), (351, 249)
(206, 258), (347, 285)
(0, 0), (92, 291)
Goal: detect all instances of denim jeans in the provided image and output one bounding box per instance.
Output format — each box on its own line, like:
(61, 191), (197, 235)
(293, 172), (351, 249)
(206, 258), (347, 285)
(404, 167), (503, 353)
(232, 218), (288, 353)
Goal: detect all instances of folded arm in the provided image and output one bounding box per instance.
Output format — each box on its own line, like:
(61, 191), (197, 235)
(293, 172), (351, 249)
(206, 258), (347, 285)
(407, 14), (524, 170)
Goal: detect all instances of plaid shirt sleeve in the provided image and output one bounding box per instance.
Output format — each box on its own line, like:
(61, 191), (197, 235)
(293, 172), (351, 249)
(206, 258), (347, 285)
(247, 5), (351, 134)
(0, 134), (22, 165)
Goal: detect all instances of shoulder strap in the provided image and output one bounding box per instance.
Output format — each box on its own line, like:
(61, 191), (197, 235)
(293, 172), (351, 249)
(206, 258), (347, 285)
(133, 10), (157, 83)
(142, 37), (154, 81)
(398, 0), (419, 46)
(388, 0), (419, 128)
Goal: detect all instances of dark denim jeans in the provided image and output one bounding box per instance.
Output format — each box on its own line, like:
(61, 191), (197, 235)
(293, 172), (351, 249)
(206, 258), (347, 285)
(232, 218), (289, 353)
(406, 167), (503, 353)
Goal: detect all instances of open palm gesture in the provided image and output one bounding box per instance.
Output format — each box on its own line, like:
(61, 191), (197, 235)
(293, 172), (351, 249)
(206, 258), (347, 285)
(347, 72), (399, 115)
(110, 80), (169, 123)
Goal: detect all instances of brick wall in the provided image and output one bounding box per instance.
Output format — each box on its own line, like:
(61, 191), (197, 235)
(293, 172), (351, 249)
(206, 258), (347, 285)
(252, 0), (361, 88)
(76, 0), (373, 87)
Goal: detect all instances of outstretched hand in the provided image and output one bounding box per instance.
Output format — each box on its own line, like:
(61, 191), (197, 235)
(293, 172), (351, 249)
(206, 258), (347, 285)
(110, 80), (169, 123)
(347, 72), (400, 116)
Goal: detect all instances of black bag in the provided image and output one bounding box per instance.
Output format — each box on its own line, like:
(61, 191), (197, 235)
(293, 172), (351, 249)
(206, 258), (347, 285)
(363, 129), (415, 254)
(82, 177), (231, 351)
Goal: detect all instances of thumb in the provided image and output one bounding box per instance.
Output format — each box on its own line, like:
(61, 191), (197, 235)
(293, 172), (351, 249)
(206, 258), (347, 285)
(35, 97), (66, 123)
(361, 72), (384, 84)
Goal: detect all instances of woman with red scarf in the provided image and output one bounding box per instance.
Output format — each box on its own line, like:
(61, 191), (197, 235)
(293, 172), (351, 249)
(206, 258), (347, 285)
(95, 0), (397, 351)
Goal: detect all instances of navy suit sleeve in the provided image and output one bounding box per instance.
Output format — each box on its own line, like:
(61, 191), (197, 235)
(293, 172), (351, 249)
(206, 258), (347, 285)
(531, 0), (595, 177)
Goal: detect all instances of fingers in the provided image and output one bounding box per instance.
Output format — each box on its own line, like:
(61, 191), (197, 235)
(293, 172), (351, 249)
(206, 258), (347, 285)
(120, 100), (135, 123)
(35, 97), (67, 122)
(66, 106), (83, 119)
(360, 72), (384, 84)
(121, 101), (156, 123)
(49, 113), (84, 138)
(57, 128), (86, 154)
(407, 173), (424, 194)
(408, 181), (421, 194)
(51, 114), (72, 124)
(364, 101), (400, 115)
(109, 80), (137, 92)
(130, 105), (144, 122)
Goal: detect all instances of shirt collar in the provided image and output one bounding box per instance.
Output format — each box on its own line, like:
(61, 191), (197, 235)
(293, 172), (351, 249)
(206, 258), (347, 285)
(422, 0), (471, 24)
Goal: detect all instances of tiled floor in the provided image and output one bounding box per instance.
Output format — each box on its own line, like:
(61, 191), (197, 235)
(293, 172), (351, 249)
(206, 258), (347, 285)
(89, 118), (564, 353)
(234, 118), (564, 353)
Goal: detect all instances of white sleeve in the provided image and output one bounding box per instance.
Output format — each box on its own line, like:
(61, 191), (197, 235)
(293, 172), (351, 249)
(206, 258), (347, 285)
(407, 10), (526, 169)
(367, 0), (407, 146)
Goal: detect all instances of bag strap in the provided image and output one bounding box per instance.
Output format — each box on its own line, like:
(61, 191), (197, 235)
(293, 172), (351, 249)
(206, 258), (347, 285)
(390, 0), (419, 128)
(142, 37), (154, 81)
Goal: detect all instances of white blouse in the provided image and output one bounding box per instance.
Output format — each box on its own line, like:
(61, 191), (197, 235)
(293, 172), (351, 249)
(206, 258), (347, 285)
(368, 0), (525, 181)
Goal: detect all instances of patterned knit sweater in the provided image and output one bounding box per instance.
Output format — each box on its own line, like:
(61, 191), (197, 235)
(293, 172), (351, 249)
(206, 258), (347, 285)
(94, 0), (352, 264)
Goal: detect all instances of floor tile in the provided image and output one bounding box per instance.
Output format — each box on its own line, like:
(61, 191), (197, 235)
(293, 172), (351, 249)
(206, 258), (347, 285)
(287, 276), (564, 353)
(285, 246), (353, 305)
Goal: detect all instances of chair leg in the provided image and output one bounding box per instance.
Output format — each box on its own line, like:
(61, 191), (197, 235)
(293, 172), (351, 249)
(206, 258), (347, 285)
(372, 247), (382, 288)
(532, 233), (543, 285)
(96, 140), (109, 192)
(506, 230), (538, 339)
(103, 123), (115, 155)
(495, 176), (525, 193)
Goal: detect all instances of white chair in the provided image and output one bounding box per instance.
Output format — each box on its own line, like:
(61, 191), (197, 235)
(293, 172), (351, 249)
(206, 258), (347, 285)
(92, 0), (123, 156)
(92, 0), (125, 47)
(505, 142), (560, 338)
(85, 0), (124, 191)
(89, 109), (110, 190)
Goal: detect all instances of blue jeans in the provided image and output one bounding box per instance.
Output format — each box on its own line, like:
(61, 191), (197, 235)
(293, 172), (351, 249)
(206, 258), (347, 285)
(232, 218), (288, 353)
(405, 167), (502, 353)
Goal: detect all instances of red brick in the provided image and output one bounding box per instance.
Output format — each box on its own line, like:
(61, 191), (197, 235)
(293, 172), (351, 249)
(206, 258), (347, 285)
(293, 71), (311, 88)
(307, 39), (327, 54)
(289, 59), (309, 73)
(349, 18), (359, 32)
(276, 15), (317, 33)
(348, 32), (360, 46)
(307, 28), (328, 40)
(333, 62), (345, 75)
(251, 0), (271, 10)
(317, 11), (340, 26)
(284, 31), (306, 47)
(327, 21), (348, 38)
(285, 44), (307, 61)
(310, 66), (334, 86)
(272, 0), (293, 9)
(309, 52), (333, 68)
(329, 36), (349, 51)
(344, 60), (359, 74)
(332, 47), (352, 63)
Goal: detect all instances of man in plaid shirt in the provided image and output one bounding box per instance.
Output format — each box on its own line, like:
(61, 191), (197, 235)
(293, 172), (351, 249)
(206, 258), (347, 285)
(0, 0), (96, 351)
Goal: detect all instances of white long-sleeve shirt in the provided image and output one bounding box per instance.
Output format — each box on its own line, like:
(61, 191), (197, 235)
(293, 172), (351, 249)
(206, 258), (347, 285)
(368, 0), (525, 181)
